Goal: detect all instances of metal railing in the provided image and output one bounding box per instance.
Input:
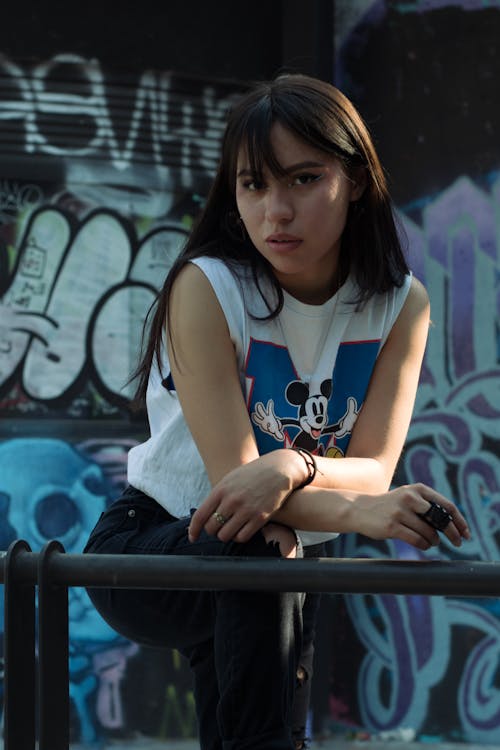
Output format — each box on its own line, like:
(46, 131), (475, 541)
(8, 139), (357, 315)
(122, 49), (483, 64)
(2, 538), (500, 750)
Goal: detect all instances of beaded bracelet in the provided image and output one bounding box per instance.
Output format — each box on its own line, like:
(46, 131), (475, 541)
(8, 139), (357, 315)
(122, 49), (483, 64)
(292, 447), (318, 488)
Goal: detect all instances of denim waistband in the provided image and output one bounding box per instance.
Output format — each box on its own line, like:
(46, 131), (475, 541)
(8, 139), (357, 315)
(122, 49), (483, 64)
(105, 485), (178, 523)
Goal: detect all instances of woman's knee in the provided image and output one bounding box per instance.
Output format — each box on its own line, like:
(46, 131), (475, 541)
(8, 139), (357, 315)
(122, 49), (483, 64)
(261, 523), (299, 558)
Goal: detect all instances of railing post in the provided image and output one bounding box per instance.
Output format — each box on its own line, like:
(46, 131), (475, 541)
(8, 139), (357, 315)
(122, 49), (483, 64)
(38, 540), (69, 750)
(3, 542), (500, 749)
(4, 540), (36, 750)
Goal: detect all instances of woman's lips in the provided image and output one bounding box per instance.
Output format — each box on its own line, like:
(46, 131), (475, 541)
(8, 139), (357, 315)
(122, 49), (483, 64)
(265, 234), (302, 251)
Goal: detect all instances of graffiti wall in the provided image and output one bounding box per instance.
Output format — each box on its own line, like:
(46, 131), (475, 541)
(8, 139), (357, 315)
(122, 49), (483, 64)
(2, 3), (500, 745)
(330, 0), (500, 744)
(0, 52), (243, 742)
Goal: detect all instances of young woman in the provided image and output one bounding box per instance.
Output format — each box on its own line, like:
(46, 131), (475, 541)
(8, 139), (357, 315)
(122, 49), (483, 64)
(84, 74), (469, 750)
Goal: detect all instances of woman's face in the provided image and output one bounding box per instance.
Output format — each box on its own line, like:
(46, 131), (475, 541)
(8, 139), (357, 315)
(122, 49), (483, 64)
(235, 122), (364, 304)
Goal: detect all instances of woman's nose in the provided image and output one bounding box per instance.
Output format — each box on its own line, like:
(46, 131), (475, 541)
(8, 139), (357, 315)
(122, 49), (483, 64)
(264, 186), (294, 223)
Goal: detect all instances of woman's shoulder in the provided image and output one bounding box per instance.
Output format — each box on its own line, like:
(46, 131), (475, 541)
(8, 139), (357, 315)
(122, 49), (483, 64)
(385, 272), (428, 313)
(170, 258), (240, 309)
(406, 274), (429, 306)
(190, 253), (230, 275)
(189, 254), (249, 287)
(394, 274), (430, 324)
(378, 272), (423, 311)
(174, 255), (254, 324)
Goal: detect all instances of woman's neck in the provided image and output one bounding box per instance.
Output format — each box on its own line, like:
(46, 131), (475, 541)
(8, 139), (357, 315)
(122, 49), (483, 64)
(277, 268), (343, 306)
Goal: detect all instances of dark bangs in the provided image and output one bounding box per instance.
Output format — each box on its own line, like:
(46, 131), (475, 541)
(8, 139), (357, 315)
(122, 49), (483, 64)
(221, 76), (367, 194)
(270, 83), (367, 169)
(223, 93), (288, 192)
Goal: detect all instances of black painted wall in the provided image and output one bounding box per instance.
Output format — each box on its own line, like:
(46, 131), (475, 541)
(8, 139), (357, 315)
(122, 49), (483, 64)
(2, 0), (333, 82)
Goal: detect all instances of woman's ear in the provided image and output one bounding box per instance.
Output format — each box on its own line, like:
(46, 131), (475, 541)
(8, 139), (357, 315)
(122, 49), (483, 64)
(349, 166), (367, 202)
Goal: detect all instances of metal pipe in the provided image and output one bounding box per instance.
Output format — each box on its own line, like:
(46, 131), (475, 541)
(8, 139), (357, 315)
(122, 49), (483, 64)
(3, 548), (500, 597)
(38, 541), (69, 750)
(41, 552), (500, 597)
(3, 541), (500, 750)
(3, 540), (36, 750)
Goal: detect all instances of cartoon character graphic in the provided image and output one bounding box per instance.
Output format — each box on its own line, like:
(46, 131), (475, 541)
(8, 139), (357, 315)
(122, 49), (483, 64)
(251, 378), (358, 456)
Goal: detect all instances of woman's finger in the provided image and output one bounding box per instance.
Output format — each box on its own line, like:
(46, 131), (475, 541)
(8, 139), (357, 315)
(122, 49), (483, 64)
(188, 491), (222, 541)
(213, 512), (247, 542)
(393, 519), (436, 551)
(402, 484), (470, 544)
(418, 501), (453, 533)
(412, 517), (440, 548)
(417, 485), (470, 537)
(216, 516), (253, 543)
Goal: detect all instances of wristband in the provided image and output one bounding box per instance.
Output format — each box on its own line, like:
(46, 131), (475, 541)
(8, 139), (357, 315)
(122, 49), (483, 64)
(292, 447), (317, 488)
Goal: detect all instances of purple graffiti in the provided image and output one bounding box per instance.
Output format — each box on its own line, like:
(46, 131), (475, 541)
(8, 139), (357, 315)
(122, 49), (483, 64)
(331, 173), (500, 741)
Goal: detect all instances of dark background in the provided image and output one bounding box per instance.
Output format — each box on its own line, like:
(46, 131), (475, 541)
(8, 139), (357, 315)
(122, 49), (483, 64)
(1, 0), (333, 81)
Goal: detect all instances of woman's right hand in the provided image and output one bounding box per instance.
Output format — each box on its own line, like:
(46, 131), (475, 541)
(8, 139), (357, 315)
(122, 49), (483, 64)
(345, 483), (470, 551)
(188, 449), (307, 544)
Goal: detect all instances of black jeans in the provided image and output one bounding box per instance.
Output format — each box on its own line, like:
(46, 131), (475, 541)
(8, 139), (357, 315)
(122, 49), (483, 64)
(84, 486), (324, 750)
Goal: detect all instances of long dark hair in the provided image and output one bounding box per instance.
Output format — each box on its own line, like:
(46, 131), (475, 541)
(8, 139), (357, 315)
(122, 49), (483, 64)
(132, 73), (409, 403)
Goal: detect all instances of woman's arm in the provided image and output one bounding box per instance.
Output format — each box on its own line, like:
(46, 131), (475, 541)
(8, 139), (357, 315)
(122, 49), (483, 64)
(168, 265), (468, 549)
(310, 276), (431, 492)
(167, 263), (308, 540)
(271, 483), (470, 551)
(167, 262), (258, 482)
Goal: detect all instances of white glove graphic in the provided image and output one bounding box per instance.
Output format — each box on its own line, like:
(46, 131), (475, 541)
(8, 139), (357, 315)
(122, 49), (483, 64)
(335, 397), (358, 438)
(251, 399), (284, 441)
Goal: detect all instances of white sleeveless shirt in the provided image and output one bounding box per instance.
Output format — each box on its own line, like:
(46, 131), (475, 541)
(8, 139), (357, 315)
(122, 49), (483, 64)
(128, 257), (412, 546)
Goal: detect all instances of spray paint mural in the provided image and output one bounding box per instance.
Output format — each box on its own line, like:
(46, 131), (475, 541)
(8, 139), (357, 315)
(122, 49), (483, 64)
(0, 53), (242, 742)
(331, 0), (500, 744)
(1, 3), (500, 742)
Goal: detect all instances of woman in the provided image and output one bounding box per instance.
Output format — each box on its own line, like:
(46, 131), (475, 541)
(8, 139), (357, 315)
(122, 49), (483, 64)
(85, 74), (469, 750)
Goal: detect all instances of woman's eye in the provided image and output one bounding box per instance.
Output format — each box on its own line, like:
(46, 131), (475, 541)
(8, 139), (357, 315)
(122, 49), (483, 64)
(244, 179), (265, 192)
(291, 173), (322, 186)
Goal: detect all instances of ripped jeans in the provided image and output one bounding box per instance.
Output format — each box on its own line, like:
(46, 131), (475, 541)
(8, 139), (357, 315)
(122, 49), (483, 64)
(84, 486), (324, 750)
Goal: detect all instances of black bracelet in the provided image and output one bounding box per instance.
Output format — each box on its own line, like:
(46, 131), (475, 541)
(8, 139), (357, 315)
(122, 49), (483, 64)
(292, 447), (317, 488)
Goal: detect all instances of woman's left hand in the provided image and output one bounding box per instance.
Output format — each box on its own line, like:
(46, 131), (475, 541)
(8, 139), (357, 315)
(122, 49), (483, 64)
(188, 449), (305, 543)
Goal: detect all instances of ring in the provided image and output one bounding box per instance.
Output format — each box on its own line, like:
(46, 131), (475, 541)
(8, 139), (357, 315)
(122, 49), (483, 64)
(419, 501), (453, 532)
(213, 511), (228, 526)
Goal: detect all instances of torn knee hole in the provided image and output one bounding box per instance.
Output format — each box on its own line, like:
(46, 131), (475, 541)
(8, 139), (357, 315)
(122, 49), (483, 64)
(296, 664), (309, 686)
(262, 523), (297, 558)
(292, 729), (308, 750)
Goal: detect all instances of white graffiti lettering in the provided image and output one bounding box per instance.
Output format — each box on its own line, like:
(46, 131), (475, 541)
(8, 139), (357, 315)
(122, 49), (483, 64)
(0, 207), (187, 402)
(0, 53), (239, 185)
